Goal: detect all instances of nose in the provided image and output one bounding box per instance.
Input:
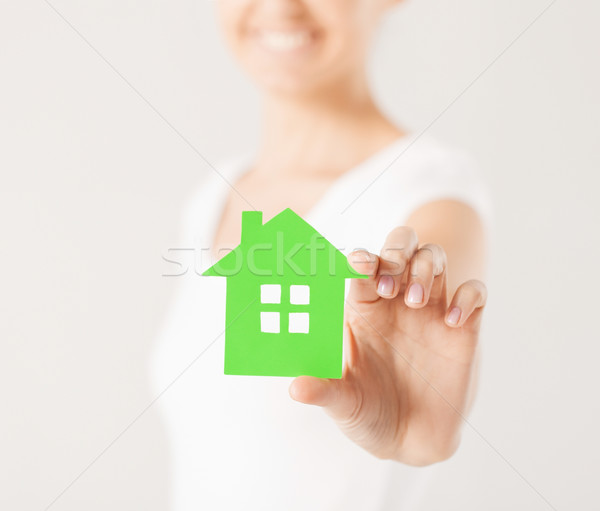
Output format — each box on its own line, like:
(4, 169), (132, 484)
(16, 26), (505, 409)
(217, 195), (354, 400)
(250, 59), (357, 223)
(253, 0), (307, 18)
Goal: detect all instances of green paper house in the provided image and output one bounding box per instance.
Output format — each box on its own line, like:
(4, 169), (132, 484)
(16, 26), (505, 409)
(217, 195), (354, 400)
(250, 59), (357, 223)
(202, 208), (366, 378)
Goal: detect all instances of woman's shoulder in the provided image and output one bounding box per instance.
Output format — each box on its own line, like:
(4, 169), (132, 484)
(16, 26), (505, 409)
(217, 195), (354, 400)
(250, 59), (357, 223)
(348, 134), (494, 232)
(368, 134), (481, 183)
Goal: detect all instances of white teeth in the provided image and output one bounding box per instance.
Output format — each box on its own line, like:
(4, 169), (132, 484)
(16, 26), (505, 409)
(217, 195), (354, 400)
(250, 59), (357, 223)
(258, 31), (311, 51)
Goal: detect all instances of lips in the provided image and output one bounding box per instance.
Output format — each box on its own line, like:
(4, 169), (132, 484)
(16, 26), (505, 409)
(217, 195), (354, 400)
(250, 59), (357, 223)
(253, 29), (316, 52)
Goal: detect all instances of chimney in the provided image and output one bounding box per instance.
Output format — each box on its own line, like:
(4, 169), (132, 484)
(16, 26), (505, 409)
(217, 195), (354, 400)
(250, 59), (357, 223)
(241, 211), (262, 244)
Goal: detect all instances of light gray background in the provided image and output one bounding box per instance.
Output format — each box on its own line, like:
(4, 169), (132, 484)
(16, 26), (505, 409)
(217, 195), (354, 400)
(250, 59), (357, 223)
(1, 0), (599, 509)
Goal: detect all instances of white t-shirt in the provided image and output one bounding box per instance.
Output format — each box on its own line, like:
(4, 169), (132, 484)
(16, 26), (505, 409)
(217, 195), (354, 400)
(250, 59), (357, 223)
(150, 134), (493, 510)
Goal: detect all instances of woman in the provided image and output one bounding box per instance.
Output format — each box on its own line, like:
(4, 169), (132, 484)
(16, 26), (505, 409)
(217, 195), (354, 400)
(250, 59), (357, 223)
(152, 0), (493, 509)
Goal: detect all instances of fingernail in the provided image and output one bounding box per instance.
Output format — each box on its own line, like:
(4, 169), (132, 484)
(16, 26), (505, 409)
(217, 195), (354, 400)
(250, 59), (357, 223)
(407, 283), (424, 304)
(447, 306), (461, 325)
(377, 275), (394, 296)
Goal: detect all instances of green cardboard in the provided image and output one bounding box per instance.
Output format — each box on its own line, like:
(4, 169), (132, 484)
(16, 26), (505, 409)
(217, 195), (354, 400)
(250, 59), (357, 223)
(202, 208), (366, 378)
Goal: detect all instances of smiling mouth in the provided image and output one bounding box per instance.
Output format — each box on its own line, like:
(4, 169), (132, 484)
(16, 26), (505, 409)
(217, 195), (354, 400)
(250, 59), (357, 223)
(253, 29), (317, 53)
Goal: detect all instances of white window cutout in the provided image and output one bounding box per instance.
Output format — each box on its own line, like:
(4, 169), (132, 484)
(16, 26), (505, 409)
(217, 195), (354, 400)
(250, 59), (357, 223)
(289, 313), (309, 334)
(290, 285), (310, 305)
(260, 312), (280, 333)
(261, 284), (281, 304)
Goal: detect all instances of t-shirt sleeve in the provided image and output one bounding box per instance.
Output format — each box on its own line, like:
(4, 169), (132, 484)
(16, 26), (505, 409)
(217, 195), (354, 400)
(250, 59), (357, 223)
(345, 138), (496, 258)
(396, 149), (494, 235)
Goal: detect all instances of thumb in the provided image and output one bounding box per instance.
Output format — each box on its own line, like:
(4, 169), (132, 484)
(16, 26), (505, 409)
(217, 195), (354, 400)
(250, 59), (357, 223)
(289, 375), (358, 419)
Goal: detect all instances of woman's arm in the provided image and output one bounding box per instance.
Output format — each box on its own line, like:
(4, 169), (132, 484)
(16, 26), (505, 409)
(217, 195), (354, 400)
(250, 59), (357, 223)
(289, 199), (489, 465)
(405, 199), (487, 297)
(405, 199), (487, 417)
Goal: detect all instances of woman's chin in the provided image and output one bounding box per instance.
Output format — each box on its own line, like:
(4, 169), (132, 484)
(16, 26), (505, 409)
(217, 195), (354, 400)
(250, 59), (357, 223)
(253, 72), (322, 97)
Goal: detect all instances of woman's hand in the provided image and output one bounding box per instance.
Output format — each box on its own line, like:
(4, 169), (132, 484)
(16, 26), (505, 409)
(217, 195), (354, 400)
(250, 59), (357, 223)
(289, 226), (487, 466)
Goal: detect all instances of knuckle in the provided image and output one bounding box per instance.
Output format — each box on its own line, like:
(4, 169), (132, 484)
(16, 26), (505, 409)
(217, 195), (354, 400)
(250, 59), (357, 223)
(410, 248), (434, 277)
(381, 231), (415, 275)
(386, 226), (418, 248)
(460, 279), (487, 304)
(380, 246), (410, 274)
(393, 225), (417, 239)
(348, 251), (378, 273)
(420, 242), (443, 253)
(420, 243), (447, 275)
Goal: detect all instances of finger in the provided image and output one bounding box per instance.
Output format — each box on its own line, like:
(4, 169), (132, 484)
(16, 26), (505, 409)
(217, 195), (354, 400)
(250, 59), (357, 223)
(288, 376), (357, 419)
(445, 279), (488, 328)
(404, 243), (447, 308)
(376, 226), (419, 299)
(347, 250), (380, 304)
